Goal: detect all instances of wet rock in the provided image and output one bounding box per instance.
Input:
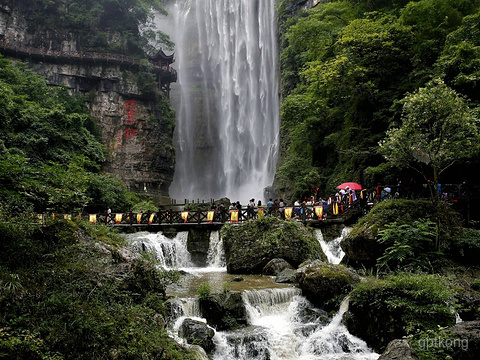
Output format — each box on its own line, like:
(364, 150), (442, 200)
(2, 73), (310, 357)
(263, 258), (294, 276)
(199, 291), (247, 331)
(164, 298), (185, 324)
(275, 268), (297, 283)
(187, 229), (210, 267)
(179, 318), (215, 354)
(222, 217), (325, 274)
(296, 260), (359, 311)
(448, 321), (480, 360)
(340, 230), (385, 269)
(224, 326), (271, 360)
(294, 297), (330, 325)
(378, 339), (416, 360)
(231, 277), (244, 282)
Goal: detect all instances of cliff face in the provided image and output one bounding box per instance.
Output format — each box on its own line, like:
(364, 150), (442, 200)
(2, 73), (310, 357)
(0, 0), (175, 199)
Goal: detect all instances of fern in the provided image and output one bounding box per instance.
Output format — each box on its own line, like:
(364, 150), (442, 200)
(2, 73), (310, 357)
(376, 220), (439, 272)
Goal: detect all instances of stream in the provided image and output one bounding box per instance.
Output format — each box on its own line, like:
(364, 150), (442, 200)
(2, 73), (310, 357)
(125, 227), (379, 359)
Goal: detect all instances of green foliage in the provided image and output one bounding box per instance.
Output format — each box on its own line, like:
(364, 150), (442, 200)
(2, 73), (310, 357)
(276, 0), (480, 199)
(437, 10), (480, 102)
(32, 0), (173, 57)
(197, 282), (211, 300)
(0, 219), (193, 359)
(379, 79), (480, 189)
(348, 273), (456, 350)
(376, 219), (439, 272)
(0, 55), (137, 213)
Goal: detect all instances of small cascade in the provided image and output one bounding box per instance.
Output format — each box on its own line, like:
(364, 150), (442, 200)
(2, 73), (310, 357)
(315, 227), (349, 264)
(206, 230), (226, 269)
(298, 297), (378, 359)
(213, 290), (379, 360)
(169, 297), (210, 360)
(126, 230), (378, 359)
(243, 288), (301, 321)
(127, 231), (193, 269)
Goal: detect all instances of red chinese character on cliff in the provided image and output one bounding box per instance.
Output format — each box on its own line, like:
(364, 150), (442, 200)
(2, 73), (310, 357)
(123, 128), (138, 139)
(125, 100), (137, 125)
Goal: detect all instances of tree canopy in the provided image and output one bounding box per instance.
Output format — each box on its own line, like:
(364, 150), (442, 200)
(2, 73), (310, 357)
(379, 79), (480, 192)
(32, 0), (173, 56)
(276, 0), (480, 201)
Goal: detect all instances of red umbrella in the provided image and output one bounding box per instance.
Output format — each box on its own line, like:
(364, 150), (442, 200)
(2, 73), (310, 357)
(336, 182), (362, 190)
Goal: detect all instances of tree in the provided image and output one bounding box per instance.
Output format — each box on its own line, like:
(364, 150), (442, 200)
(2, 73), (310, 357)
(379, 79), (480, 249)
(380, 79), (480, 196)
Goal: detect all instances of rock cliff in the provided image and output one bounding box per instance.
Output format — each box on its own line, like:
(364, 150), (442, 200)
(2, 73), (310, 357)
(0, 0), (176, 199)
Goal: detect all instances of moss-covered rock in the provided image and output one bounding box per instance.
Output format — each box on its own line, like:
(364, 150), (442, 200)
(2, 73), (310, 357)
(345, 273), (457, 353)
(262, 258), (294, 276)
(221, 217), (325, 274)
(296, 260), (359, 311)
(341, 199), (461, 269)
(199, 291), (247, 331)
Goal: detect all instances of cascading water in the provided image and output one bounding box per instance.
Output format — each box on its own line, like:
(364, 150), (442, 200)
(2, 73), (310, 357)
(128, 231), (193, 269)
(164, 0), (280, 203)
(125, 229), (379, 359)
(206, 230), (226, 269)
(213, 289), (379, 360)
(315, 227), (350, 265)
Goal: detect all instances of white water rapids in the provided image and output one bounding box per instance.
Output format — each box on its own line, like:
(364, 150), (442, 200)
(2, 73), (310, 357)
(124, 228), (379, 359)
(160, 0), (280, 203)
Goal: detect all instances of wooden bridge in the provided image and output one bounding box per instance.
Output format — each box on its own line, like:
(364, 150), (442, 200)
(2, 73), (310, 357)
(83, 204), (360, 231)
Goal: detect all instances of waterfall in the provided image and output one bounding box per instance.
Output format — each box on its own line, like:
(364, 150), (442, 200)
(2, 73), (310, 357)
(315, 228), (349, 265)
(165, 0), (280, 203)
(206, 230), (226, 269)
(213, 289), (379, 360)
(125, 230), (378, 358)
(127, 231), (193, 269)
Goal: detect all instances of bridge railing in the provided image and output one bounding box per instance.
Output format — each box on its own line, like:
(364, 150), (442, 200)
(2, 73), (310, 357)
(1, 200), (365, 227)
(90, 203), (359, 226)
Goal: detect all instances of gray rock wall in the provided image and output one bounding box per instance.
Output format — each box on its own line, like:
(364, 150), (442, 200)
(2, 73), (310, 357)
(0, 1), (175, 198)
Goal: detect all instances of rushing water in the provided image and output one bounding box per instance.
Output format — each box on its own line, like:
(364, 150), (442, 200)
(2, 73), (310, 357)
(315, 227), (350, 265)
(125, 229), (379, 359)
(163, 0), (280, 203)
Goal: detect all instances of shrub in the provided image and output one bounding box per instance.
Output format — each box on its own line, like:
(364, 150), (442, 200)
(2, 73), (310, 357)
(376, 219), (440, 272)
(346, 273), (456, 352)
(197, 282), (211, 300)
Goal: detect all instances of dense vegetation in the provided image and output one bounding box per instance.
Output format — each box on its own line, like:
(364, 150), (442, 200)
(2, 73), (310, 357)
(0, 55), (141, 214)
(276, 0), (480, 201)
(0, 219), (193, 359)
(31, 0), (173, 56)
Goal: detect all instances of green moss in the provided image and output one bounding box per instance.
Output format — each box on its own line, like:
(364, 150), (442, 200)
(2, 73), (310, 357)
(347, 273), (456, 352)
(221, 217), (325, 273)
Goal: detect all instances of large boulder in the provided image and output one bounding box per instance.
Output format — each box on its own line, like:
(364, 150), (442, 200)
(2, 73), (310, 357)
(179, 318), (215, 354)
(262, 258), (294, 276)
(296, 260), (359, 311)
(345, 274), (456, 353)
(340, 199), (459, 269)
(199, 291), (247, 331)
(448, 321), (480, 360)
(378, 339), (416, 360)
(340, 230), (384, 268)
(221, 217), (325, 274)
